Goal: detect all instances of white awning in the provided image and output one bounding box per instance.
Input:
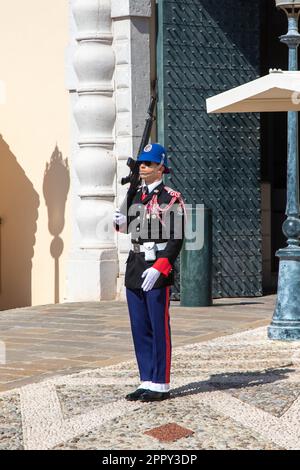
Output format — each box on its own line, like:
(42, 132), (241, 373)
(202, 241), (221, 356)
(206, 70), (300, 113)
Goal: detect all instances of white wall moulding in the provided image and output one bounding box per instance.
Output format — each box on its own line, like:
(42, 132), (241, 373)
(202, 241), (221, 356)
(111, 0), (151, 19)
(74, 92), (115, 141)
(66, 0), (117, 301)
(74, 145), (115, 197)
(111, 0), (153, 299)
(73, 0), (112, 35)
(73, 41), (115, 90)
(67, 249), (118, 301)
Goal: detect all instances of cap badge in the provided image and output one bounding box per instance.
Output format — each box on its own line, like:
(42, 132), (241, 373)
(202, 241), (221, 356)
(144, 144), (152, 152)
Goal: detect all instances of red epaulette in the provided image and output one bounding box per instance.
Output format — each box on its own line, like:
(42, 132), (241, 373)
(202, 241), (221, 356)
(164, 186), (187, 222)
(164, 186), (181, 199)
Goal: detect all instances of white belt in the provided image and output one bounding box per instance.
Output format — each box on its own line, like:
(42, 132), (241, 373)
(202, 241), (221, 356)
(132, 242), (167, 253)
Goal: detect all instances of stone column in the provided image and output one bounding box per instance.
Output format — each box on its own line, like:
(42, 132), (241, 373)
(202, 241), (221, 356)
(66, 0), (118, 301)
(111, 0), (152, 299)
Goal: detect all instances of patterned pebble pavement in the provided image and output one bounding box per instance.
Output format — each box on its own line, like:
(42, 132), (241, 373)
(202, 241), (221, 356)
(1, 326), (300, 450)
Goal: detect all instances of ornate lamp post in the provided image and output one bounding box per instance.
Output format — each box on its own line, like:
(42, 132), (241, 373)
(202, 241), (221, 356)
(268, 0), (300, 340)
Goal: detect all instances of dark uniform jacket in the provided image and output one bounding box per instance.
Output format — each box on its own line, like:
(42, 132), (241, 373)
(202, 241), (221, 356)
(116, 182), (185, 290)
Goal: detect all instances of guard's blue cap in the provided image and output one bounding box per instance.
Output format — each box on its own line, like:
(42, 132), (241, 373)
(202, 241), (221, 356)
(137, 143), (170, 174)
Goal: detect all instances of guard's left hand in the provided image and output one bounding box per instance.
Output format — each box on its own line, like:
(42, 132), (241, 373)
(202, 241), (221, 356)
(141, 267), (161, 292)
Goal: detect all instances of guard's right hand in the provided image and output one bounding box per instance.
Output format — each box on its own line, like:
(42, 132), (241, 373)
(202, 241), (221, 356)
(113, 209), (126, 226)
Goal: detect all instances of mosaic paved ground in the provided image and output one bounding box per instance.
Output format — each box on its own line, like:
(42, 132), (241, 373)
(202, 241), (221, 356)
(1, 326), (300, 450)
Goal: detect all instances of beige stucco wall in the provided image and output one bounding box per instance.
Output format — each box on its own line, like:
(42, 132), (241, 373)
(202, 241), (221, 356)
(0, 0), (70, 309)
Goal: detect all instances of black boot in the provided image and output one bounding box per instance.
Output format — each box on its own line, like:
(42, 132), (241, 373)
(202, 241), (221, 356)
(139, 390), (170, 402)
(125, 388), (150, 401)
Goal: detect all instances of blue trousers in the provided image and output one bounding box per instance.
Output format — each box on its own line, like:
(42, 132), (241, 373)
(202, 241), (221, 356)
(126, 287), (171, 384)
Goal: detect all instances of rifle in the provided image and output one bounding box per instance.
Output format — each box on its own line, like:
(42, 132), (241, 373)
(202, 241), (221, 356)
(120, 81), (157, 212)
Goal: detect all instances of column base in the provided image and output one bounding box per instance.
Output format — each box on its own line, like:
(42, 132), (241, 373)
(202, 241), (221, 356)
(268, 322), (300, 341)
(268, 247), (300, 341)
(116, 276), (126, 301)
(66, 248), (118, 302)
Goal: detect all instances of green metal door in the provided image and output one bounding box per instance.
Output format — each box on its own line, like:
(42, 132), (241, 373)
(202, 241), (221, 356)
(157, 0), (263, 298)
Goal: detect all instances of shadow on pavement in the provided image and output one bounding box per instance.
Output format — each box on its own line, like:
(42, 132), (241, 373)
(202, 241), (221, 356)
(171, 367), (294, 398)
(213, 302), (265, 307)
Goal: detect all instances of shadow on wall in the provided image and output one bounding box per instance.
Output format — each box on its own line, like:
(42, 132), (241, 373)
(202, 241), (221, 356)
(199, 0), (262, 70)
(43, 145), (70, 304)
(0, 134), (39, 310)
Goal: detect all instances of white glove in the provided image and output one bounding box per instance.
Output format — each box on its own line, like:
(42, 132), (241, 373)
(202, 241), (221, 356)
(141, 267), (161, 292)
(113, 209), (126, 226)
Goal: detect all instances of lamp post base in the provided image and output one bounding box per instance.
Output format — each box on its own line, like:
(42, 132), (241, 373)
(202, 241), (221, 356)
(268, 323), (300, 340)
(268, 247), (300, 341)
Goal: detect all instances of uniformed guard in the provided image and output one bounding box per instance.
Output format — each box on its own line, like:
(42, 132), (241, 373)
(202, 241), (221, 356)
(113, 143), (185, 402)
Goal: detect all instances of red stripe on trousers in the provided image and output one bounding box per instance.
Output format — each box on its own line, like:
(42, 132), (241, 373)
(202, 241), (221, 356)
(164, 286), (171, 383)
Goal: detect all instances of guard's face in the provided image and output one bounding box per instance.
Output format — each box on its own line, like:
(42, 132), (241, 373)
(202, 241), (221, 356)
(139, 161), (163, 183)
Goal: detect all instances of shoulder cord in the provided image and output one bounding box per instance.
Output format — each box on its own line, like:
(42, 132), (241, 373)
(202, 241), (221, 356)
(145, 195), (187, 226)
